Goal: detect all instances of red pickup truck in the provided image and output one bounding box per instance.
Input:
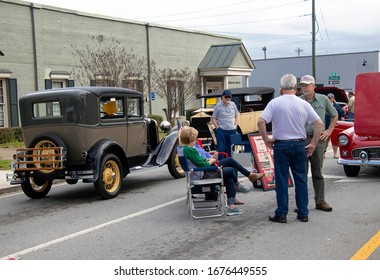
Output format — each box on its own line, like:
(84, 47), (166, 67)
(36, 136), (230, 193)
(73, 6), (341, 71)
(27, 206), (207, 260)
(336, 72), (380, 176)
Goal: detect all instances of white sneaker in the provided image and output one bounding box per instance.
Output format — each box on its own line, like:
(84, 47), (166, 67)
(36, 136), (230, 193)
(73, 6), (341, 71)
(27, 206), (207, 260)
(226, 207), (245, 216)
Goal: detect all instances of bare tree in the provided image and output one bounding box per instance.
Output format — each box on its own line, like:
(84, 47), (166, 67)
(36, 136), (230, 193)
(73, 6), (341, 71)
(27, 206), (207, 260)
(151, 67), (200, 126)
(71, 35), (150, 93)
(71, 36), (200, 125)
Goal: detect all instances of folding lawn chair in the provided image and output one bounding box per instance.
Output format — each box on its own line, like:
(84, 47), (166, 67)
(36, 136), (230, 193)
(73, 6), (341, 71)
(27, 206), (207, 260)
(178, 156), (226, 219)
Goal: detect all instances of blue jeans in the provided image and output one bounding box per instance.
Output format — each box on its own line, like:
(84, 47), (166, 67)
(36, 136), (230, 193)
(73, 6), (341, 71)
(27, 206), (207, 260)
(216, 128), (237, 158)
(273, 141), (308, 217)
(218, 157), (251, 178)
(205, 166), (237, 205)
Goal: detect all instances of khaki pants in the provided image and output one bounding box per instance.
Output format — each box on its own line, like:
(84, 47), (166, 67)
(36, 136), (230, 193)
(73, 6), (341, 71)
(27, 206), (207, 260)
(305, 138), (326, 205)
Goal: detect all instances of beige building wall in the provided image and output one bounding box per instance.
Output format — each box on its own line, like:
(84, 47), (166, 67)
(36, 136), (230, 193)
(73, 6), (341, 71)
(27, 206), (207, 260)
(0, 0), (242, 126)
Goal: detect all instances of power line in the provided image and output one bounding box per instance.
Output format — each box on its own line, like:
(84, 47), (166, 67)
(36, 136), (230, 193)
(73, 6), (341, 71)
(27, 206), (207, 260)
(139, 0), (305, 22)
(186, 14), (310, 28)
(139, 0), (255, 20)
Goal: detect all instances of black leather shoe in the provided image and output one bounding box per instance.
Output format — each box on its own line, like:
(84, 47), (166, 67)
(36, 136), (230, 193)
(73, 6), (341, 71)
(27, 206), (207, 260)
(268, 215), (287, 223)
(297, 216), (309, 222)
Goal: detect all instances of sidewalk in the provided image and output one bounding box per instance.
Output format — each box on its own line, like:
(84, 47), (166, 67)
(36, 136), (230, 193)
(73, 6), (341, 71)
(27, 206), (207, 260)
(0, 148), (20, 194)
(0, 169), (19, 194)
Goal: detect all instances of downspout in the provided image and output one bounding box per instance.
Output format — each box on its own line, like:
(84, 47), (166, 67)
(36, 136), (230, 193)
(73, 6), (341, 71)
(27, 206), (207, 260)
(146, 23), (152, 115)
(30, 3), (39, 90)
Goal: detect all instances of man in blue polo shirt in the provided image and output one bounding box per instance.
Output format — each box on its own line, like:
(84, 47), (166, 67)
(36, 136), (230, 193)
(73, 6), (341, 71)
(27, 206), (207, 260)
(211, 89), (239, 158)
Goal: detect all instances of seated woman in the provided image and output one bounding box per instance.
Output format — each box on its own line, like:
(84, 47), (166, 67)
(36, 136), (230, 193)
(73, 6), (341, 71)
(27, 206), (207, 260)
(179, 127), (264, 192)
(179, 126), (246, 216)
(193, 141), (264, 192)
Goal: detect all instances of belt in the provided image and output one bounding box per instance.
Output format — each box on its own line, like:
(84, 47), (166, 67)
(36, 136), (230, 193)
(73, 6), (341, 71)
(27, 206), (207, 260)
(274, 139), (304, 143)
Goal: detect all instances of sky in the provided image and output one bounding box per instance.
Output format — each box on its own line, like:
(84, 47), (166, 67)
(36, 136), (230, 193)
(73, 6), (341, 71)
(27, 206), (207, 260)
(29, 0), (380, 60)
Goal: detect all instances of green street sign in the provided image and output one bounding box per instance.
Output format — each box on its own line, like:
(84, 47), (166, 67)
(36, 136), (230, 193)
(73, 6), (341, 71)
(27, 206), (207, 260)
(329, 75), (340, 80)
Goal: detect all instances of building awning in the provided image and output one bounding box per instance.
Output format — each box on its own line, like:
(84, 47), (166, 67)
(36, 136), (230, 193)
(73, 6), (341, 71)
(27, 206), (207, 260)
(50, 70), (71, 79)
(0, 69), (12, 78)
(198, 43), (254, 77)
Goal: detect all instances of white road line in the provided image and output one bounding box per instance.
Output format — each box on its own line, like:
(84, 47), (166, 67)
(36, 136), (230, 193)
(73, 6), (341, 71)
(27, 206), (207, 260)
(1, 196), (186, 260)
(0, 182), (67, 199)
(336, 178), (380, 183)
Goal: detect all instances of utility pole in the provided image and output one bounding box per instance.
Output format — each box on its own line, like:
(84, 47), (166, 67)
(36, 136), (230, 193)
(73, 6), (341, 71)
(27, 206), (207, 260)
(296, 47), (303, 57)
(312, 0), (316, 79)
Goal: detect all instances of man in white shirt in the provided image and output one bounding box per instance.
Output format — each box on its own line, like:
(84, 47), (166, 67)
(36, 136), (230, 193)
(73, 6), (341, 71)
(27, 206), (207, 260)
(257, 74), (323, 223)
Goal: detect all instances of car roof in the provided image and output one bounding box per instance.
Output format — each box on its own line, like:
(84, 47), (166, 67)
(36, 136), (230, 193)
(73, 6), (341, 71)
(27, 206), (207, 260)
(24, 86), (142, 97)
(198, 86), (275, 98)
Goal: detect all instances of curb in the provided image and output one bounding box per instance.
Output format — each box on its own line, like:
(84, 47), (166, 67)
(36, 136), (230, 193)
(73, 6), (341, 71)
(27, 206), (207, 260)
(0, 185), (21, 195)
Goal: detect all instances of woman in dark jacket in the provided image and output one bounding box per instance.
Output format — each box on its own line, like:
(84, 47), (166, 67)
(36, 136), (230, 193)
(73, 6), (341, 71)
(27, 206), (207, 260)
(325, 93), (345, 158)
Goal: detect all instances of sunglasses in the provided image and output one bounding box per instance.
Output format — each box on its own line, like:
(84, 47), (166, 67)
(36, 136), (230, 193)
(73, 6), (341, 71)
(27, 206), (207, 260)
(224, 96), (232, 99)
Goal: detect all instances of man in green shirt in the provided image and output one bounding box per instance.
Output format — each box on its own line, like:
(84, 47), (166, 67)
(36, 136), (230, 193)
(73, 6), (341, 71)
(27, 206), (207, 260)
(299, 75), (338, 212)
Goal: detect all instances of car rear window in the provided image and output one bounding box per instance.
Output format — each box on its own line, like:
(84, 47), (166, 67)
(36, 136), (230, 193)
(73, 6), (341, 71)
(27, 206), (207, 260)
(33, 101), (62, 118)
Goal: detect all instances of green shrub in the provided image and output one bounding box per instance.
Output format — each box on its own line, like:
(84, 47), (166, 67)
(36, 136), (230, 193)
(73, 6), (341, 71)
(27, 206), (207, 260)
(148, 114), (163, 125)
(186, 108), (198, 121)
(0, 127), (24, 144)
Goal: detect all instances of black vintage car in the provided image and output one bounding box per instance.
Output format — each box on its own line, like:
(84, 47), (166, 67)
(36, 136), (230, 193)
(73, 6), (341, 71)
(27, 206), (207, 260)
(194, 87), (275, 141)
(7, 87), (184, 199)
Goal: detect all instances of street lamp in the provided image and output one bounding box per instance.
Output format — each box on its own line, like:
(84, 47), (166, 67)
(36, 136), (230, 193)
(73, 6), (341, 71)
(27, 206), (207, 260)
(262, 46), (267, 59)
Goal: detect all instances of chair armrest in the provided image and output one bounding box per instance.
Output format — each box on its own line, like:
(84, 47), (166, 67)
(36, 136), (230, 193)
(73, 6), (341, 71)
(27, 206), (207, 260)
(192, 166), (219, 172)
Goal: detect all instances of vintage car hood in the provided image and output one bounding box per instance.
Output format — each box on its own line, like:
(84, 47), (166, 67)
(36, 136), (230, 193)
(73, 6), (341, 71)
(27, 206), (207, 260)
(341, 123), (380, 146)
(354, 73), (380, 137)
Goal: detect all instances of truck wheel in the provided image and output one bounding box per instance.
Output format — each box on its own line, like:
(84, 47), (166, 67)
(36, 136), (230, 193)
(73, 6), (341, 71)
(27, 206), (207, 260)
(343, 165), (360, 177)
(167, 143), (185, 179)
(21, 174), (52, 199)
(94, 154), (122, 199)
(28, 133), (66, 179)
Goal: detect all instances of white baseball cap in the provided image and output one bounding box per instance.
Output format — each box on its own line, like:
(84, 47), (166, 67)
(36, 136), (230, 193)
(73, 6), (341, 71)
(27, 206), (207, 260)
(300, 75), (315, 84)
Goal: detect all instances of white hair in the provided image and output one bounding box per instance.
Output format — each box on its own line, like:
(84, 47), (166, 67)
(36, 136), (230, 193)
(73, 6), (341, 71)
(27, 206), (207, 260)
(280, 74), (297, 90)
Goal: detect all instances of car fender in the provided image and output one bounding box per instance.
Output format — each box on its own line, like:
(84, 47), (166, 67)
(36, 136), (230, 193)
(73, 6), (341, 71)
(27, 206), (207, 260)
(87, 140), (128, 181)
(155, 129), (179, 166)
(331, 120), (354, 146)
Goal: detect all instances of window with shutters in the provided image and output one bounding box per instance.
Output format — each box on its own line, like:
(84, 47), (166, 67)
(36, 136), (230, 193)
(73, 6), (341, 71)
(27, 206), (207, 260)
(124, 79), (143, 93)
(0, 79), (5, 127)
(52, 80), (66, 88)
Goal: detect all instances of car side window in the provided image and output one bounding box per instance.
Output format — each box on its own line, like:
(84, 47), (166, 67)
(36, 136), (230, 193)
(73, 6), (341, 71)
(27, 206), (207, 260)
(127, 97), (141, 118)
(100, 96), (125, 119)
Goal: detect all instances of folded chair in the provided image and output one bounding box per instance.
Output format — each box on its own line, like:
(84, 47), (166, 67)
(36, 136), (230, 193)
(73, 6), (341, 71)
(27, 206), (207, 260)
(178, 156), (226, 219)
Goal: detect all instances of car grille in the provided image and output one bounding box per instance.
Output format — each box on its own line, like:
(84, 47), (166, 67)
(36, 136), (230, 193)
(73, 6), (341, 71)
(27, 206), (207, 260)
(352, 148), (380, 159)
